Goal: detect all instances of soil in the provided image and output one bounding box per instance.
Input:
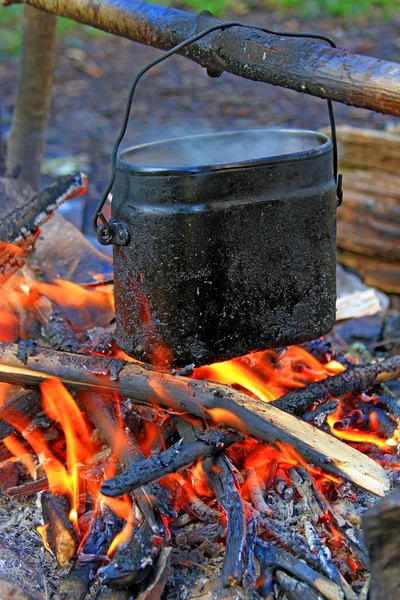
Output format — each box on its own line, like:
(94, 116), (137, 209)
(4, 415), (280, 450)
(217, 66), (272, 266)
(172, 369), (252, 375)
(1, 7), (400, 235)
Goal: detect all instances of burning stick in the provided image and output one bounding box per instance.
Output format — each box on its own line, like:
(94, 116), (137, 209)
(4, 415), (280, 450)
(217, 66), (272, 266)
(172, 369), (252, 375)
(0, 388), (41, 441)
(255, 540), (344, 600)
(0, 342), (391, 497)
(0, 173), (87, 285)
(55, 499), (124, 600)
(203, 454), (246, 587)
(273, 356), (400, 416)
(40, 491), (78, 567)
(78, 391), (175, 528)
(100, 429), (241, 497)
(276, 570), (320, 600)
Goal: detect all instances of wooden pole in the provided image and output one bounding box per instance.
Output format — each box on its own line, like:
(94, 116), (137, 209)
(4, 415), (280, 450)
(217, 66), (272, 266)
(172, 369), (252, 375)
(2, 0), (400, 116)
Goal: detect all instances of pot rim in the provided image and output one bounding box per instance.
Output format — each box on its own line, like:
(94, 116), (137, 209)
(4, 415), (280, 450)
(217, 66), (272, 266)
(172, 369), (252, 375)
(116, 128), (333, 176)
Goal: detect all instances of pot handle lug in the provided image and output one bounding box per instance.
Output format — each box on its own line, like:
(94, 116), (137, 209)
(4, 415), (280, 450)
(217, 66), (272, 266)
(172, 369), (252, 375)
(97, 220), (130, 246)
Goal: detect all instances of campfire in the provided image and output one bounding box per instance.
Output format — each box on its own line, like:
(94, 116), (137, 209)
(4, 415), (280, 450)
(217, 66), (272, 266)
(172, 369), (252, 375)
(0, 176), (399, 599)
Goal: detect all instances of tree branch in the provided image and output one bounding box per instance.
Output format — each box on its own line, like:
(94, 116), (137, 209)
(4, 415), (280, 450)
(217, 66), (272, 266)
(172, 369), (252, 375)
(2, 0), (400, 116)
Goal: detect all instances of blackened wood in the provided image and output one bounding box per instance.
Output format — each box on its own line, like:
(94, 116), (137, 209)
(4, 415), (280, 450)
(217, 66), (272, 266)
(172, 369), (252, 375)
(274, 355), (400, 416)
(260, 517), (321, 573)
(256, 540), (344, 600)
(245, 467), (271, 516)
(135, 546), (171, 600)
(302, 399), (339, 425)
(55, 499), (125, 600)
(0, 389), (41, 441)
(41, 306), (80, 352)
(2, 0), (400, 116)
(184, 495), (223, 524)
(8, 476), (49, 497)
(362, 490), (400, 600)
(99, 520), (162, 588)
(78, 391), (175, 531)
(203, 454), (246, 587)
(41, 491), (78, 567)
(242, 513), (258, 588)
(254, 542), (275, 600)
(0, 174), (87, 245)
(0, 342), (389, 497)
(174, 522), (225, 546)
(303, 519), (357, 600)
(0, 174), (87, 284)
(276, 570), (320, 600)
(101, 429), (240, 497)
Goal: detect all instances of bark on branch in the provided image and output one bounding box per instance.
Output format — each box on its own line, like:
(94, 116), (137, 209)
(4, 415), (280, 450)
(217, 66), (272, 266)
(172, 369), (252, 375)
(2, 0), (400, 116)
(0, 341), (390, 496)
(273, 356), (400, 416)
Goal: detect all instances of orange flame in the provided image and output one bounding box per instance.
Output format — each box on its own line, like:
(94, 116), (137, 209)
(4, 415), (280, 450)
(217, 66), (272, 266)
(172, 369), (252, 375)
(195, 346), (346, 404)
(327, 406), (392, 450)
(37, 523), (52, 552)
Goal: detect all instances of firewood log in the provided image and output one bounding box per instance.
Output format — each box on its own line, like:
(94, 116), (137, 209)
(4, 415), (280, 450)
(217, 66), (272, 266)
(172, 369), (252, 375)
(0, 342), (391, 497)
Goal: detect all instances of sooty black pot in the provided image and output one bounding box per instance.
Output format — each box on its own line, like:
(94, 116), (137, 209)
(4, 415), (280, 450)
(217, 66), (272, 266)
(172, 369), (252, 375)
(112, 128), (337, 367)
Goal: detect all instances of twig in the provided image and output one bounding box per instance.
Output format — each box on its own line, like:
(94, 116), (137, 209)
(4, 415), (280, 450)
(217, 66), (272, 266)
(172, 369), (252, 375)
(273, 356), (400, 416)
(203, 454), (246, 587)
(101, 429), (240, 497)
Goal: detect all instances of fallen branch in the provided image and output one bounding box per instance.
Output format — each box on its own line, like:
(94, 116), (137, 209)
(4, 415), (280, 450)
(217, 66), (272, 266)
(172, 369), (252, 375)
(273, 355), (400, 416)
(100, 429), (241, 497)
(0, 342), (390, 497)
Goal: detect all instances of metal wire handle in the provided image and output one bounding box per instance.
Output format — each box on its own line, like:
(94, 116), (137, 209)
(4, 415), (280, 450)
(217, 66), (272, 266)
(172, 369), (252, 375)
(93, 21), (343, 245)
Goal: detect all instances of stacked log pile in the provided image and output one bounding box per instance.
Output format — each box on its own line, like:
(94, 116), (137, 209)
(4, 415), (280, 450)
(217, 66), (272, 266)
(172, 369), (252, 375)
(331, 126), (400, 293)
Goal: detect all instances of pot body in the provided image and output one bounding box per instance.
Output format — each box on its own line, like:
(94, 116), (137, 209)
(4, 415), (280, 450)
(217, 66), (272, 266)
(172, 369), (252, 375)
(112, 129), (337, 367)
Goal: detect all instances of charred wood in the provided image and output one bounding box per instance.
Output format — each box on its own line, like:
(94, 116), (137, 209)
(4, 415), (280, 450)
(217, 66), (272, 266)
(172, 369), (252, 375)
(302, 399), (339, 425)
(254, 542), (275, 600)
(8, 475), (49, 497)
(40, 491), (78, 567)
(99, 520), (163, 589)
(276, 570), (320, 600)
(101, 429), (240, 497)
(0, 174), (87, 285)
(0, 388), (41, 441)
(56, 499), (124, 600)
(0, 342), (390, 497)
(273, 355), (400, 416)
(78, 391), (175, 532)
(256, 540), (344, 600)
(259, 517), (321, 573)
(174, 522), (225, 547)
(245, 467), (272, 516)
(203, 454), (246, 587)
(303, 519), (356, 600)
(184, 494), (223, 524)
(41, 306), (81, 352)
(242, 512), (258, 588)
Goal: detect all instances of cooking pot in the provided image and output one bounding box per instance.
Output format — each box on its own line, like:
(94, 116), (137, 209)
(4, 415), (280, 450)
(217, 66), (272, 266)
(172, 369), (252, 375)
(111, 128), (338, 366)
(93, 21), (342, 367)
